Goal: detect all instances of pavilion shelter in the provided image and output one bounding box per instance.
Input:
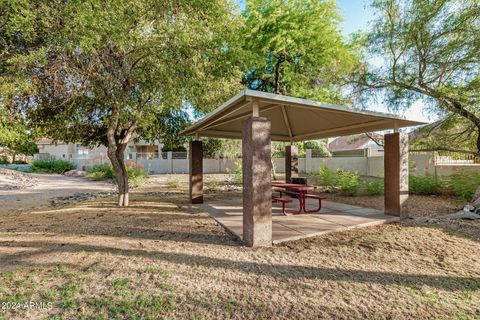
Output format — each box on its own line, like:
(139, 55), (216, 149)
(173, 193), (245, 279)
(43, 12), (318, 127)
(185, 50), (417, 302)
(181, 89), (424, 247)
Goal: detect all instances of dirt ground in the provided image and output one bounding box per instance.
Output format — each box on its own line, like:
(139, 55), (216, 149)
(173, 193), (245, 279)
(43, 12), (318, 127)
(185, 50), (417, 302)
(318, 193), (463, 217)
(0, 173), (115, 215)
(0, 174), (479, 319)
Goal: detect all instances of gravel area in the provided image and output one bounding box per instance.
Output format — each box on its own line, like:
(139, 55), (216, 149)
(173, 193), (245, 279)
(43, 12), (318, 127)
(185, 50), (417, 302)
(0, 168), (38, 190)
(0, 171), (115, 215)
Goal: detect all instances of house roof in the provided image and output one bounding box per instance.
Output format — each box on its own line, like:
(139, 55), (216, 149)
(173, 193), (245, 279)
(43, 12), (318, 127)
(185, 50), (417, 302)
(328, 133), (383, 152)
(36, 138), (54, 145)
(181, 90), (426, 141)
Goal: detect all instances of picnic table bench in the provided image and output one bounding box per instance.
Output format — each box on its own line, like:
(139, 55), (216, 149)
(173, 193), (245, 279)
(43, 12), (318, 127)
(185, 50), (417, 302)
(272, 183), (326, 215)
(271, 196), (293, 215)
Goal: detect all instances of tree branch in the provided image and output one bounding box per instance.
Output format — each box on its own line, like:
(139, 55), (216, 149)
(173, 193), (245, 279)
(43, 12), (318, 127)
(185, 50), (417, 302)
(365, 132), (384, 147)
(410, 147), (480, 157)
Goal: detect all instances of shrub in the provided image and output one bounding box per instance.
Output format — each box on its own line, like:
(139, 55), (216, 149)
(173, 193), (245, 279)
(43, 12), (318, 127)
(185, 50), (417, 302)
(125, 161), (147, 186)
(318, 166), (359, 196)
(409, 175), (442, 195)
(86, 171), (107, 181)
(166, 178), (180, 189)
(230, 161), (242, 185)
(12, 160), (28, 164)
(0, 157), (8, 164)
(448, 171), (480, 201)
(205, 180), (221, 193)
(87, 163), (115, 179)
(336, 170), (360, 196)
(318, 166), (338, 188)
(87, 162), (148, 186)
(364, 179), (384, 196)
(32, 159), (75, 173)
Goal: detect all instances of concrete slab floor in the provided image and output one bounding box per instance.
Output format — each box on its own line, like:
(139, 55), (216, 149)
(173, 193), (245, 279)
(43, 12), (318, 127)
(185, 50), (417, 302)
(194, 197), (399, 245)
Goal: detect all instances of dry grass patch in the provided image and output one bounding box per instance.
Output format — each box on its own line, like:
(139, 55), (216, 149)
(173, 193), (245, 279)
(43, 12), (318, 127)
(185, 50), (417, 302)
(0, 185), (479, 319)
(318, 193), (463, 217)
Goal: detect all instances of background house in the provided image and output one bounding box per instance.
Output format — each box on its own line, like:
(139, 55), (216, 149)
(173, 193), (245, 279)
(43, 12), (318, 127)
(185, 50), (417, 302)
(35, 139), (164, 169)
(328, 133), (384, 157)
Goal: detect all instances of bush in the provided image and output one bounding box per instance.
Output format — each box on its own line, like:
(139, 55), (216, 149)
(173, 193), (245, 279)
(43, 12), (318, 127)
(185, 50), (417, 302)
(125, 161), (147, 186)
(230, 161), (242, 185)
(318, 166), (359, 196)
(87, 162), (148, 186)
(205, 180), (221, 193)
(86, 171), (107, 181)
(166, 178), (180, 189)
(409, 175), (442, 195)
(318, 166), (338, 188)
(88, 163), (115, 179)
(364, 179), (384, 196)
(32, 159), (75, 173)
(336, 170), (360, 196)
(448, 171), (480, 201)
(0, 157), (8, 164)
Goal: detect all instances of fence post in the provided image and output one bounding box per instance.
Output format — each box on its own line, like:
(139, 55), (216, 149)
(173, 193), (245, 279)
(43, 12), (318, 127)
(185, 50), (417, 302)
(167, 151), (173, 173)
(305, 149), (312, 173)
(366, 153), (370, 176)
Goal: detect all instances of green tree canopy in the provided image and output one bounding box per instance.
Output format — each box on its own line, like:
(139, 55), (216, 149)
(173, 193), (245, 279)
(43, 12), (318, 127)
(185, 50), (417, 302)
(0, 111), (38, 162)
(351, 0), (480, 155)
(5, 0), (243, 206)
(0, 1), (56, 101)
(202, 138), (242, 159)
(242, 0), (359, 103)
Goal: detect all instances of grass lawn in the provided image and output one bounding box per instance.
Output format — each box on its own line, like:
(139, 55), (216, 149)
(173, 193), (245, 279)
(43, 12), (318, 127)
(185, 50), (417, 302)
(0, 178), (479, 319)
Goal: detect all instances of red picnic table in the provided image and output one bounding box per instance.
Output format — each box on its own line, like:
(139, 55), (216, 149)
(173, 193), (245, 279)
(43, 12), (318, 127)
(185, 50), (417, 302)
(272, 182), (325, 215)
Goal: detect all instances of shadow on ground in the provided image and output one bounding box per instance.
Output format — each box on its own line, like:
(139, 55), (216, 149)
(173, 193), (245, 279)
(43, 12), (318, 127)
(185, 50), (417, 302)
(0, 239), (478, 292)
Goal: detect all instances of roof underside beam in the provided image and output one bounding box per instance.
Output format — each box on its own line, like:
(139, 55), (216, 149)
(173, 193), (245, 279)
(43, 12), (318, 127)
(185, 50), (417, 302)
(196, 100), (252, 132)
(293, 119), (391, 141)
(201, 104), (278, 131)
(281, 105), (293, 141)
(200, 129), (291, 141)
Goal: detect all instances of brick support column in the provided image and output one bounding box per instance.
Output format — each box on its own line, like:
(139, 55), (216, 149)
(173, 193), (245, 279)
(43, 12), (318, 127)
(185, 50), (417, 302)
(242, 117), (272, 247)
(384, 132), (409, 218)
(285, 145), (297, 183)
(189, 140), (203, 204)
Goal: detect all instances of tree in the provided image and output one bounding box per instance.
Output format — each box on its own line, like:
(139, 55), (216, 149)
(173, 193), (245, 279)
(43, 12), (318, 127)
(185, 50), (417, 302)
(202, 138), (242, 159)
(409, 116), (480, 156)
(0, 111), (38, 162)
(271, 140), (330, 157)
(351, 0), (480, 156)
(0, 1), (55, 102)
(242, 0), (358, 103)
(6, 0), (243, 206)
(149, 108), (191, 153)
(303, 140), (330, 157)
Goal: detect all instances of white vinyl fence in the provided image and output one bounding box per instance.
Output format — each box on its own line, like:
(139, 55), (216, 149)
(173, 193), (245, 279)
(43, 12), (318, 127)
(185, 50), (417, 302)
(133, 151), (480, 177)
(36, 149), (480, 177)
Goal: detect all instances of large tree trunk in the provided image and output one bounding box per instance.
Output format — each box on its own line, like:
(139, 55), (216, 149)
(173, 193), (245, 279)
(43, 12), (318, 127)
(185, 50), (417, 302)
(105, 105), (138, 207)
(107, 143), (129, 206)
(274, 55), (284, 94)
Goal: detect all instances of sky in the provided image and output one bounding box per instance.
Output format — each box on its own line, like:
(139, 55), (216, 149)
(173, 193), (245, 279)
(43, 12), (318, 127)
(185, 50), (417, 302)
(336, 0), (432, 123)
(235, 0), (434, 124)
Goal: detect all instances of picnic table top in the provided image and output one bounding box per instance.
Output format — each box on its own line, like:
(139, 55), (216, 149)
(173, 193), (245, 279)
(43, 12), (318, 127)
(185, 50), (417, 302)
(272, 183), (317, 191)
